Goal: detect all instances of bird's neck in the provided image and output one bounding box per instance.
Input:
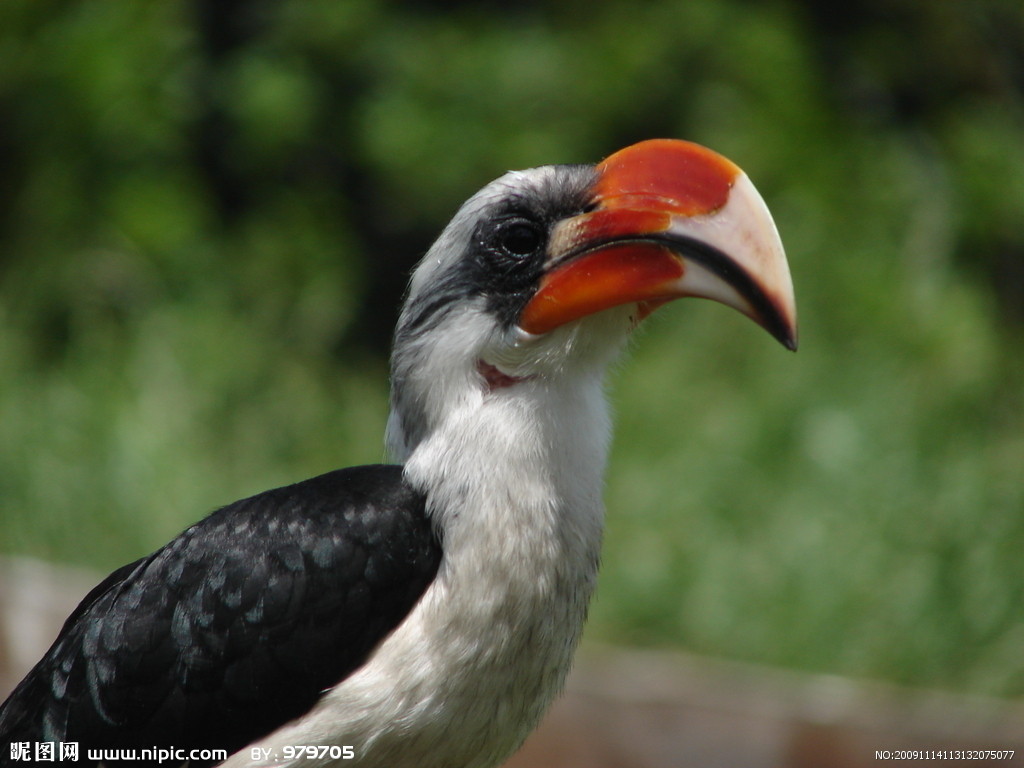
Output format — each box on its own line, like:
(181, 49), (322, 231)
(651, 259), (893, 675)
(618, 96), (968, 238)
(402, 372), (610, 570)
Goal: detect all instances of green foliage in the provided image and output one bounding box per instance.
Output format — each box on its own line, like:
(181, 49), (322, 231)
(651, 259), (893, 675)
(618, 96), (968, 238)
(1, 0), (1023, 696)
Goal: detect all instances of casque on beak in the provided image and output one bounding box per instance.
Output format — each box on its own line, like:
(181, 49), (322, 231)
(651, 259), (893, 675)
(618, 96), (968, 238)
(518, 139), (798, 351)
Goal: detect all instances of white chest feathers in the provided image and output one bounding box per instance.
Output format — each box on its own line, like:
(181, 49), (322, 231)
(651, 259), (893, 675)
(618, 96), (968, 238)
(227, 376), (610, 768)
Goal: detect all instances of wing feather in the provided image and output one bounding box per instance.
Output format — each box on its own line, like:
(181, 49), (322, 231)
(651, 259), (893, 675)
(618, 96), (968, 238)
(0, 465), (439, 765)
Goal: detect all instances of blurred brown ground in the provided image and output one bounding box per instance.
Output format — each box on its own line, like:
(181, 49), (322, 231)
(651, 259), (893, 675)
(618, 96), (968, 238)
(506, 650), (1024, 768)
(2, 557), (1021, 767)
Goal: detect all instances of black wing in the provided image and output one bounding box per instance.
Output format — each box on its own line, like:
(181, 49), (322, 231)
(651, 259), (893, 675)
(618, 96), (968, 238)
(0, 464), (440, 765)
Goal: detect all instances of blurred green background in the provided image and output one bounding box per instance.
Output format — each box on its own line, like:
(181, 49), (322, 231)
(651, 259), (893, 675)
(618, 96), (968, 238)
(2, 0), (1023, 697)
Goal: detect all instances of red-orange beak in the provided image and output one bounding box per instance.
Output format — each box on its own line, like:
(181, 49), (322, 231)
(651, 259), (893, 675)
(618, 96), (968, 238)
(519, 139), (798, 350)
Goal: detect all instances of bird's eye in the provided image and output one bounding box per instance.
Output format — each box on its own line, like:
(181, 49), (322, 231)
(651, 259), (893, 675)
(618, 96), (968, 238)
(498, 222), (543, 257)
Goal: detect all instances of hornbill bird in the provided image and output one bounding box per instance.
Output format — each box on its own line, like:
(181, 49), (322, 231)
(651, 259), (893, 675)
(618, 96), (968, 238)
(0, 139), (796, 767)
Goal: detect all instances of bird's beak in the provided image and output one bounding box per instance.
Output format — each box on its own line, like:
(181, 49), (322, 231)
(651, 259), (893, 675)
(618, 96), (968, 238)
(518, 139), (798, 350)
